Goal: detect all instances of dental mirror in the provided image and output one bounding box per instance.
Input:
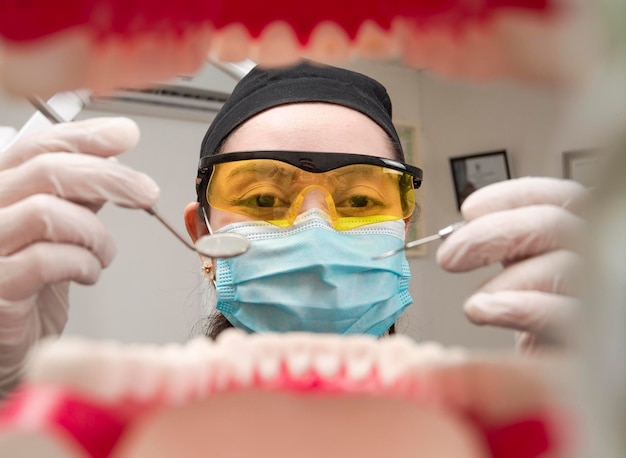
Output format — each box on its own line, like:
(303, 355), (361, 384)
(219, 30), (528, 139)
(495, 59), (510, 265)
(29, 95), (250, 259)
(195, 233), (250, 258)
(144, 203), (250, 259)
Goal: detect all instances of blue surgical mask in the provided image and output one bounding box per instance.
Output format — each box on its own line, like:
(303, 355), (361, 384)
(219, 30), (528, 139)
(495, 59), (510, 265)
(213, 210), (412, 336)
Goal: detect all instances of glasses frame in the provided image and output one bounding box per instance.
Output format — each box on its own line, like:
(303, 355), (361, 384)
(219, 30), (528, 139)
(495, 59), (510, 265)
(196, 150), (423, 201)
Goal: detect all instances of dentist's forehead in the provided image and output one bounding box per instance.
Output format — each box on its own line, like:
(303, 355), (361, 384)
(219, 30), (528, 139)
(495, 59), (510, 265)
(221, 103), (392, 157)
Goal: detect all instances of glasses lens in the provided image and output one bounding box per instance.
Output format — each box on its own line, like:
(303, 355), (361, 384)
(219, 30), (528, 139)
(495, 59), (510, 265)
(207, 159), (415, 229)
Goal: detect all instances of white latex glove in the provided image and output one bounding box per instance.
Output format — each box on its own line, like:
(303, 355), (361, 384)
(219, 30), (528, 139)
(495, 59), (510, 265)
(436, 177), (588, 353)
(0, 117), (159, 396)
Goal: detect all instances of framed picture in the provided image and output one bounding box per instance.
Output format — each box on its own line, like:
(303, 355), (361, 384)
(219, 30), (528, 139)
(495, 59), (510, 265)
(563, 149), (603, 187)
(449, 150), (511, 211)
(395, 122), (425, 257)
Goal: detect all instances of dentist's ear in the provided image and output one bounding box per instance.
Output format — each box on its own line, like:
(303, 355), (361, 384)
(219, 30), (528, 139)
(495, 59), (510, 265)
(184, 202), (209, 243)
(403, 217), (412, 234)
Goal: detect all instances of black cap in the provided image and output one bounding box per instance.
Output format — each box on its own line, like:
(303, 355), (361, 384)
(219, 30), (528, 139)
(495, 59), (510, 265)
(200, 60), (403, 160)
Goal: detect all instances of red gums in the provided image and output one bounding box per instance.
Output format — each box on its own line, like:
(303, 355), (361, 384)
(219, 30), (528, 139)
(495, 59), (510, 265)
(0, 0), (553, 44)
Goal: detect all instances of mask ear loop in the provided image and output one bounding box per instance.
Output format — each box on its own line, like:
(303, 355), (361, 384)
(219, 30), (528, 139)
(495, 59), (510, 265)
(201, 205), (214, 235)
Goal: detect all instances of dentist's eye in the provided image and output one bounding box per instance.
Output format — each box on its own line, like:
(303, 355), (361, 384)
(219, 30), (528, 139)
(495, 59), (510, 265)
(346, 195), (372, 208)
(240, 194), (288, 208)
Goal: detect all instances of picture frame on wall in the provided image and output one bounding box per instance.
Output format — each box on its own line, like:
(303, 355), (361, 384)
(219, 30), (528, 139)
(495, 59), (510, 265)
(394, 122), (425, 257)
(449, 150), (511, 211)
(562, 149), (604, 187)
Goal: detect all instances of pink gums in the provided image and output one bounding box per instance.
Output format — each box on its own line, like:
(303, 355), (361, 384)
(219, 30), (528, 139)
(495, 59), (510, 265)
(0, 364), (558, 458)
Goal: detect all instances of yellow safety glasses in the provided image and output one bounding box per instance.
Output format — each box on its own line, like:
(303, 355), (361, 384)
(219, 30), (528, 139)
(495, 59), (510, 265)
(196, 151), (423, 231)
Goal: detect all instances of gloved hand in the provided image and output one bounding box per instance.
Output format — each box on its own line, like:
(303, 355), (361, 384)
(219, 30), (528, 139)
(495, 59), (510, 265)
(0, 118), (159, 396)
(436, 177), (588, 353)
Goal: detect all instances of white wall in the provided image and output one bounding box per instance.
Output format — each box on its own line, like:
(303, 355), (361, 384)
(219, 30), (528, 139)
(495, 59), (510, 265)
(65, 113), (213, 343)
(0, 61), (601, 349)
(407, 74), (562, 349)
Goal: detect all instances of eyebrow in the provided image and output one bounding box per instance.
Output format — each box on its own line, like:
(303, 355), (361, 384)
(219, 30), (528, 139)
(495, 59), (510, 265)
(333, 164), (402, 180)
(225, 161), (292, 180)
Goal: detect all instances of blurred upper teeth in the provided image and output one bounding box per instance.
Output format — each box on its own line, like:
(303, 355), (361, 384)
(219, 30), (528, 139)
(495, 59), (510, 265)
(27, 330), (466, 404)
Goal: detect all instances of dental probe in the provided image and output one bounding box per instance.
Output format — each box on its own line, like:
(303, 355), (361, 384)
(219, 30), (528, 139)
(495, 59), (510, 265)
(28, 96), (250, 259)
(373, 221), (467, 260)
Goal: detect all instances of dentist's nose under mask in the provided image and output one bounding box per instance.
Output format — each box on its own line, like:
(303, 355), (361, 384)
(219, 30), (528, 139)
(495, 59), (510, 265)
(213, 209), (413, 336)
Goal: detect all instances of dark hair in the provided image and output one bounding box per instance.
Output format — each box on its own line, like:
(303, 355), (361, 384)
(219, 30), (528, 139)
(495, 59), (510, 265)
(205, 310), (235, 340)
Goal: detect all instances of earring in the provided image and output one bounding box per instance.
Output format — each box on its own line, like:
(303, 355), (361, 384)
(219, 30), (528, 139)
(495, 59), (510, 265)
(202, 260), (215, 282)
(200, 259), (218, 310)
